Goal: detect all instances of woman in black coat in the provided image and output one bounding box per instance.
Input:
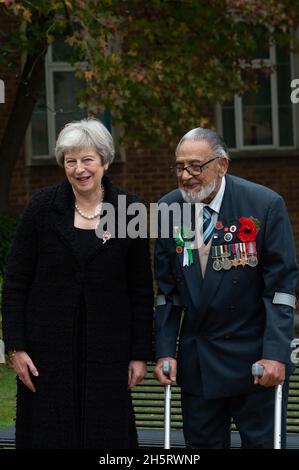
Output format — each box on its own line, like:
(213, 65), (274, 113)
(2, 118), (154, 449)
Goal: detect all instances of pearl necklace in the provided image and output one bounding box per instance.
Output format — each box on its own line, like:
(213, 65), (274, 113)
(75, 185), (104, 220)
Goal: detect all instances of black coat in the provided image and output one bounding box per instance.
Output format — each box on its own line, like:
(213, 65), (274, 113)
(2, 176), (154, 448)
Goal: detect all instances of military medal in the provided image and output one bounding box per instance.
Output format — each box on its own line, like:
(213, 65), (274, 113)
(213, 259), (222, 271)
(247, 256), (258, 267)
(212, 240), (255, 272)
(212, 245), (223, 271)
(231, 243), (240, 267)
(221, 244), (232, 270)
(222, 258), (232, 270)
(239, 243), (247, 267)
(247, 241), (258, 267)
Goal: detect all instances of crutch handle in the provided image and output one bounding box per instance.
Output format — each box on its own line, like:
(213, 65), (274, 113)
(252, 362), (264, 377)
(162, 360), (171, 377)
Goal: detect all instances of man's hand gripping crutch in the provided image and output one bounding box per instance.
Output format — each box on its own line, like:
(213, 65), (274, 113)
(154, 357), (177, 449)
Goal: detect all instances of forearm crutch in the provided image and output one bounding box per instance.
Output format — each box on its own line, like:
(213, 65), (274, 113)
(162, 360), (171, 449)
(252, 363), (283, 449)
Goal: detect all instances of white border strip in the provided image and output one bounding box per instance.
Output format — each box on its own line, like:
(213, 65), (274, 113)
(273, 292), (296, 308)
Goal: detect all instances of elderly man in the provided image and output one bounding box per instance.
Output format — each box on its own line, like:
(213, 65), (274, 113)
(154, 128), (297, 449)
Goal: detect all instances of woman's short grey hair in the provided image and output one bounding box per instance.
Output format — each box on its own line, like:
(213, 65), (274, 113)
(175, 127), (229, 160)
(55, 118), (115, 167)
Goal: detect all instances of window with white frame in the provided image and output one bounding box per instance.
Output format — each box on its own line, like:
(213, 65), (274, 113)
(216, 44), (297, 151)
(28, 40), (120, 162)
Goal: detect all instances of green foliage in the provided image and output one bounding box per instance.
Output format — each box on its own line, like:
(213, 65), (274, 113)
(1, 0), (299, 147)
(0, 364), (16, 428)
(0, 213), (19, 276)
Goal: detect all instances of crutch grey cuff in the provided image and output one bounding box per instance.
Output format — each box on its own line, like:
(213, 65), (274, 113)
(155, 295), (166, 306)
(155, 294), (182, 307)
(272, 292), (296, 308)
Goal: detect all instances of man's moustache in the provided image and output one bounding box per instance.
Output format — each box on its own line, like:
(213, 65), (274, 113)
(183, 182), (202, 187)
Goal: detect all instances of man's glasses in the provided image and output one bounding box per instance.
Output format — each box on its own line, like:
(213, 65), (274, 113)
(170, 157), (220, 177)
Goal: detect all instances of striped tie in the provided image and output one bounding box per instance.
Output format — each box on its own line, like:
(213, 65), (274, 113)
(203, 206), (214, 245)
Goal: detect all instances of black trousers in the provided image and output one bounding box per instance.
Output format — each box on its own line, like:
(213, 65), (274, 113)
(181, 382), (289, 449)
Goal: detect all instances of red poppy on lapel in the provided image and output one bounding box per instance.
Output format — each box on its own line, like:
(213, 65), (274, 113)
(237, 217), (259, 242)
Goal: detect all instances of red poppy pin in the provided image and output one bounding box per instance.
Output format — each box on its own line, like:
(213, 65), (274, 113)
(236, 217), (260, 242)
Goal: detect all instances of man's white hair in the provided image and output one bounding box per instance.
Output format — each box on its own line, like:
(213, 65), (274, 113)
(176, 127), (229, 160)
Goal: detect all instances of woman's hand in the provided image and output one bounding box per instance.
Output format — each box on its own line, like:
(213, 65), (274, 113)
(128, 360), (147, 389)
(9, 351), (39, 393)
